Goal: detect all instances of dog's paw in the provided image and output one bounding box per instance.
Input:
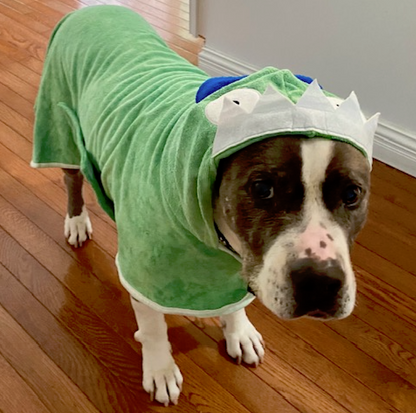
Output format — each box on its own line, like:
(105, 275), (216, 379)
(222, 314), (265, 366)
(139, 339), (183, 406)
(143, 361), (183, 406)
(64, 207), (92, 248)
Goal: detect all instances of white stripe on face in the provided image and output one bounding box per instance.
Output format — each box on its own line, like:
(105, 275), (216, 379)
(253, 139), (356, 319)
(300, 139), (356, 318)
(301, 139), (334, 195)
(299, 140), (336, 259)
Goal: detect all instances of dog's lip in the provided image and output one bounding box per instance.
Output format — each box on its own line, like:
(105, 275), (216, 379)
(307, 310), (327, 317)
(247, 285), (256, 296)
(305, 310), (333, 320)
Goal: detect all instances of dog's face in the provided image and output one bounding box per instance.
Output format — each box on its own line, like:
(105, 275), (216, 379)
(213, 136), (370, 320)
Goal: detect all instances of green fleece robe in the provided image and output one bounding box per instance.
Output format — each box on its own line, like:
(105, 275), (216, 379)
(32, 6), (337, 316)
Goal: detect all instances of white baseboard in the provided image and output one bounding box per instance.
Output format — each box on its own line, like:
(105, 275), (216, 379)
(373, 123), (416, 177)
(199, 46), (416, 177)
(199, 47), (258, 77)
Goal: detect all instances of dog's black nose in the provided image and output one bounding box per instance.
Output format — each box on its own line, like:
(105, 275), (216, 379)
(290, 258), (344, 318)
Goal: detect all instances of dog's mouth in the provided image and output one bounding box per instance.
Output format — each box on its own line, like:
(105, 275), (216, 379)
(304, 309), (333, 320)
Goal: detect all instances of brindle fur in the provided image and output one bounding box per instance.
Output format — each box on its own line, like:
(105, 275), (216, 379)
(63, 168), (85, 217)
(323, 142), (371, 246)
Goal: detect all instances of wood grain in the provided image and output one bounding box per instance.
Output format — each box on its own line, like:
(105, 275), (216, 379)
(0, 301), (101, 413)
(0, 353), (51, 413)
(0, 0), (415, 412)
(0, 2), (50, 34)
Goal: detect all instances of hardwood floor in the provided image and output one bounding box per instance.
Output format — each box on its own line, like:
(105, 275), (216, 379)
(0, 0), (415, 412)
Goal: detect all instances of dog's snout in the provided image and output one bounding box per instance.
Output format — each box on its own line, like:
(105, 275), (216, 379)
(291, 258), (344, 318)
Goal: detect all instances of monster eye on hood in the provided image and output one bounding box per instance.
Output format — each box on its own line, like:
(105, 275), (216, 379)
(204, 88), (262, 124)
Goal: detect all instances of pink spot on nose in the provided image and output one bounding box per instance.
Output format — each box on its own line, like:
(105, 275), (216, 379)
(297, 225), (336, 260)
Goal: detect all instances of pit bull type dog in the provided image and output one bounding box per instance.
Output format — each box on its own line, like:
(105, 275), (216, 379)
(32, 6), (379, 406)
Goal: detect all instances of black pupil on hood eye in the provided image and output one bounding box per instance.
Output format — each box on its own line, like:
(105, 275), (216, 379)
(343, 185), (360, 206)
(252, 181), (274, 199)
(233, 100), (240, 105)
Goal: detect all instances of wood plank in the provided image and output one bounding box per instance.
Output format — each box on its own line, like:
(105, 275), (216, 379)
(0, 353), (52, 413)
(1, 55), (41, 90)
(247, 303), (402, 413)
(176, 315), (347, 413)
(354, 291), (416, 357)
(0, 11), (47, 61)
(0, 101), (34, 141)
(255, 301), (416, 413)
(353, 243), (416, 301)
(0, 0), (33, 14)
(0, 2), (50, 34)
(190, 306), (404, 412)
(0, 81), (34, 121)
(0, 236), (143, 413)
(0, 228), (253, 412)
(168, 41), (198, 65)
(0, 64), (38, 103)
(327, 313), (416, 388)
(356, 166), (416, 276)
(0, 301), (102, 413)
(26, 0), (80, 15)
(355, 267), (416, 328)
(190, 310), (401, 413)
(157, 0), (189, 13)
(19, 55), (44, 74)
(357, 221), (416, 276)
(371, 169), (416, 217)
(26, 9), (61, 31)
(372, 160), (416, 196)
(113, 0), (190, 30)
(368, 192), (416, 245)
(20, 0), (67, 22)
(145, 0), (190, 20)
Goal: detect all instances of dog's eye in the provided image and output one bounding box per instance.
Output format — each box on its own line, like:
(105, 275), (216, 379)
(252, 180), (274, 200)
(342, 185), (361, 207)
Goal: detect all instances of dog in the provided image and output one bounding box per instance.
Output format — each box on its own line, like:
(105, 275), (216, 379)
(32, 5), (378, 407)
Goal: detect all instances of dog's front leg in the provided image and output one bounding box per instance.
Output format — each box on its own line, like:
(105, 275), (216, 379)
(63, 168), (92, 247)
(131, 298), (183, 406)
(220, 308), (265, 366)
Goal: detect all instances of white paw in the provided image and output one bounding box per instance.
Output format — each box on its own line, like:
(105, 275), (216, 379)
(64, 206), (92, 248)
(221, 312), (265, 366)
(137, 335), (183, 406)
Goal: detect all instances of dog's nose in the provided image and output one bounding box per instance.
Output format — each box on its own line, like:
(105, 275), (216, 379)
(290, 258), (344, 318)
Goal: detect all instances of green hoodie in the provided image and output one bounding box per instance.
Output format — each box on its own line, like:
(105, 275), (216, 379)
(32, 6), (335, 316)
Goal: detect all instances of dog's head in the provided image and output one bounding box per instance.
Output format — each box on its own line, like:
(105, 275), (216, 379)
(213, 136), (370, 320)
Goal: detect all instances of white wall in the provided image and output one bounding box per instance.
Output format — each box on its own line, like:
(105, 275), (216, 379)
(196, 0), (416, 175)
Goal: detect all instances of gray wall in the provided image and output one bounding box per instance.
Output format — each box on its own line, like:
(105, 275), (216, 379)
(196, 0), (416, 174)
